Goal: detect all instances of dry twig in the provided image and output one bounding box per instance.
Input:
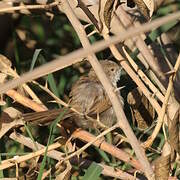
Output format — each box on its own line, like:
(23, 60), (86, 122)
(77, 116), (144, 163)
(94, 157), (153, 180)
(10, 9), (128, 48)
(143, 53), (180, 148)
(60, 0), (154, 179)
(0, 2), (59, 13)
(0, 11), (180, 94)
(0, 142), (61, 170)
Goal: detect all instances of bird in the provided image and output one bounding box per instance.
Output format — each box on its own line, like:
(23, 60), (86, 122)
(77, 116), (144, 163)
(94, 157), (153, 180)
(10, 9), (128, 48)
(22, 60), (124, 129)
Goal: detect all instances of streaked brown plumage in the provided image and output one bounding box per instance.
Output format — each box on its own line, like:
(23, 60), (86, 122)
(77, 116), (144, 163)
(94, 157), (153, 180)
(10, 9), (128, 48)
(23, 60), (124, 129)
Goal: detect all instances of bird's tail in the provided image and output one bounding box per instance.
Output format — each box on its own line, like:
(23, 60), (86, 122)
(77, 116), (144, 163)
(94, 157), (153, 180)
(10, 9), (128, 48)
(22, 108), (73, 125)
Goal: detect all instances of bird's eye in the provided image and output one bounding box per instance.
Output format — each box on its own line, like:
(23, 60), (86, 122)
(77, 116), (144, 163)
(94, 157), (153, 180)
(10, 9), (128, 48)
(111, 68), (115, 71)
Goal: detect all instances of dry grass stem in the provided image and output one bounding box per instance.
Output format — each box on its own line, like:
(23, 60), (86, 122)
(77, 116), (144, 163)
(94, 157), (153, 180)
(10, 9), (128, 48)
(0, 55), (44, 105)
(56, 124), (119, 167)
(122, 47), (165, 102)
(143, 53), (180, 148)
(0, 2), (180, 179)
(72, 129), (142, 170)
(0, 2), (59, 13)
(0, 11), (179, 94)
(6, 89), (46, 112)
(98, 163), (140, 180)
(0, 141), (61, 170)
(61, 0), (154, 179)
(9, 132), (64, 161)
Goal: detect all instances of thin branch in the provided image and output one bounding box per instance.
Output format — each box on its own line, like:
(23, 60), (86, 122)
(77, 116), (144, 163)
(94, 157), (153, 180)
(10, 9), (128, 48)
(72, 129), (142, 170)
(0, 141), (61, 170)
(0, 11), (179, 94)
(99, 163), (139, 180)
(56, 124), (118, 166)
(0, 2), (59, 13)
(0, 55), (44, 105)
(122, 47), (164, 102)
(143, 53), (180, 148)
(60, 1), (154, 179)
(9, 132), (64, 161)
(6, 89), (46, 112)
(118, 7), (166, 88)
(10, 132), (138, 179)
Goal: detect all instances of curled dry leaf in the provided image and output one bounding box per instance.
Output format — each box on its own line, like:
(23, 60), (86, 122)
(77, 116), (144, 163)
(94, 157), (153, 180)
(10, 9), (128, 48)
(103, 0), (115, 30)
(127, 87), (155, 130)
(22, 163), (39, 180)
(134, 0), (154, 20)
(166, 96), (180, 157)
(98, 0), (118, 34)
(168, 106), (180, 156)
(56, 161), (72, 180)
(142, 0), (154, 17)
(3, 107), (22, 119)
(155, 141), (171, 180)
(0, 107), (23, 138)
(0, 54), (12, 73)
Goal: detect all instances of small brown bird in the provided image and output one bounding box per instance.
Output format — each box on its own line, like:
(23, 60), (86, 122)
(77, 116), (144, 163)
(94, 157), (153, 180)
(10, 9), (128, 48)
(23, 60), (124, 129)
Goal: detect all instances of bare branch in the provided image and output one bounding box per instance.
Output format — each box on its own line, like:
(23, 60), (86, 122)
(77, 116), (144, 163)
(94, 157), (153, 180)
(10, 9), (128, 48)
(0, 11), (180, 94)
(143, 53), (180, 148)
(60, 0), (154, 179)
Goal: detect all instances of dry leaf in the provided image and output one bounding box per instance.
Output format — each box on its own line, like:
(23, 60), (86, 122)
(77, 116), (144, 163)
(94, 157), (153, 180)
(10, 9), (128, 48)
(128, 0), (154, 20)
(103, 0), (115, 29)
(98, 0), (118, 34)
(0, 54), (12, 73)
(0, 100), (6, 106)
(0, 107), (23, 138)
(168, 107), (180, 155)
(155, 142), (171, 180)
(16, 29), (26, 41)
(55, 161), (72, 180)
(3, 107), (22, 119)
(167, 96), (180, 156)
(142, 0), (154, 17)
(127, 87), (155, 130)
(0, 73), (7, 83)
(133, 0), (150, 20)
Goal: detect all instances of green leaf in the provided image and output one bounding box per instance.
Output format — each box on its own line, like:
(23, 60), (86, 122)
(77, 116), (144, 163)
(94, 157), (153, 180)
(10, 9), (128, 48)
(82, 162), (103, 180)
(30, 49), (42, 71)
(94, 147), (110, 163)
(37, 109), (67, 180)
(148, 20), (178, 42)
(47, 74), (59, 98)
(24, 123), (38, 150)
(0, 156), (4, 178)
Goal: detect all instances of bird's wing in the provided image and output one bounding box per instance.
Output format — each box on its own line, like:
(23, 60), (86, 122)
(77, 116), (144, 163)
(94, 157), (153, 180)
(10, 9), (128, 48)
(69, 76), (111, 116)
